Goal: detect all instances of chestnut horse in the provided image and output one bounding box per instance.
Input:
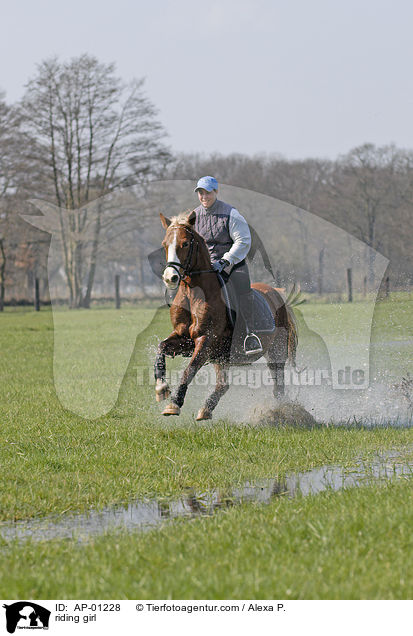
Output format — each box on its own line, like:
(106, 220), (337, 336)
(154, 210), (297, 420)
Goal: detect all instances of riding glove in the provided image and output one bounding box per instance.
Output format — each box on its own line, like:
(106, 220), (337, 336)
(213, 259), (230, 274)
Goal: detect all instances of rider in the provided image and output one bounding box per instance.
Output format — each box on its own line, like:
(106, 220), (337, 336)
(194, 176), (262, 355)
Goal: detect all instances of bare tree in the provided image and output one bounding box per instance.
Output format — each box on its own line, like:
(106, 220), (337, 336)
(0, 93), (29, 309)
(327, 144), (402, 285)
(20, 55), (170, 308)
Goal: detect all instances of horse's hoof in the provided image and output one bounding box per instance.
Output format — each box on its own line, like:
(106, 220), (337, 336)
(155, 381), (170, 402)
(162, 403), (180, 416)
(196, 407), (212, 421)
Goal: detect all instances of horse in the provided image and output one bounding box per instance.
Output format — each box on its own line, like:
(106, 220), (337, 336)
(154, 209), (297, 420)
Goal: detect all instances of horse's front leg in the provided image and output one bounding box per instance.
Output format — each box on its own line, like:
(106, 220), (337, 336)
(155, 332), (188, 402)
(196, 363), (230, 421)
(163, 334), (210, 416)
(154, 350), (170, 402)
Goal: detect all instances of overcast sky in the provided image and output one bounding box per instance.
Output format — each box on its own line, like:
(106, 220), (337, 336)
(2, 0), (412, 159)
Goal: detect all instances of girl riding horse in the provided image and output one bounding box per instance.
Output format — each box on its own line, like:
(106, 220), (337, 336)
(155, 208), (297, 420)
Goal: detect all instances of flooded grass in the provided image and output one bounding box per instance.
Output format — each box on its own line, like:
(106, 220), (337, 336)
(1, 471), (413, 599)
(1, 447), (412, 543)
(2, 418), (413, 521)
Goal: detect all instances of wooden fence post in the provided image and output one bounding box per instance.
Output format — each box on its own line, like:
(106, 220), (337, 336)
(0, 237), (5, 311)
(318, 247), (325, 296)
(347, 268), (353, 303)
(115, 275), (121, 309)
(34, 278), (40, 311)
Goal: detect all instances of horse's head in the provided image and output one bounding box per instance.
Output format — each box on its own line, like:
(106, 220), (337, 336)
(160, 210), (197, 289)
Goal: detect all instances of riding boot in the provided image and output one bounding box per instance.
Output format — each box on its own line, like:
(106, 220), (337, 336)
(239, 291), (263, 355)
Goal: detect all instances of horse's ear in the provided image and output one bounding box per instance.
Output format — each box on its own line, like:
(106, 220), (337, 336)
(187, 210), (196, 226)
(160, 213), (171, 229)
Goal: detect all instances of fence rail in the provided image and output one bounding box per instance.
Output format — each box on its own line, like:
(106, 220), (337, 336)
(1, 270), (412, 311)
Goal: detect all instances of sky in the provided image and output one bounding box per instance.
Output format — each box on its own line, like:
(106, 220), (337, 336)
(1, 0), (413, 159)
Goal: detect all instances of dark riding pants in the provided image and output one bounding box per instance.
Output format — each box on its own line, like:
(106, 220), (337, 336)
(226, 260), (251, 296)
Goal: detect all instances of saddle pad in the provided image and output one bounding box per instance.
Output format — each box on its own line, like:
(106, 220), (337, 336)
(217, 274), (275, 333)
(251, 289), (276, 333)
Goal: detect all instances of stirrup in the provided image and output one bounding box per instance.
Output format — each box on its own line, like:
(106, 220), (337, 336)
(243, 332), (263, 355)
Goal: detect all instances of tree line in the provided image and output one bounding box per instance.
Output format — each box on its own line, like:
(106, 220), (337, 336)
(168, 146), (413, 289)
(0, 54), (412, 308)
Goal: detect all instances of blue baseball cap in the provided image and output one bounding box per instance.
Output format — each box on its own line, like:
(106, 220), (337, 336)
(194, 176), (218, 192)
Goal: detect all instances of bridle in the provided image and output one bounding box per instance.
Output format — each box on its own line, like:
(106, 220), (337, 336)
(165, 225), (215, 287)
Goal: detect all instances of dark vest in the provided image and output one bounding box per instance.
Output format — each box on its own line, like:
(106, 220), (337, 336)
(194, 199), (233, 261)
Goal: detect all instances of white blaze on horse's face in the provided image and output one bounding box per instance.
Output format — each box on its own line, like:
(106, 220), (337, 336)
(163, 228), (181, 289)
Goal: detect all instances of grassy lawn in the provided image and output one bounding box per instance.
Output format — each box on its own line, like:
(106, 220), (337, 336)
(298, 296), (413, 381)
(0, 296), (412, 598)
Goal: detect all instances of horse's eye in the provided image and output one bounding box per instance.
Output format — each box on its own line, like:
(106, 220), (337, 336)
(182, 241), (189, 248)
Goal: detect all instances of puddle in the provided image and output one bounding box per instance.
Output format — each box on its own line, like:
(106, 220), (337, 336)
(1, 449), (412, 544)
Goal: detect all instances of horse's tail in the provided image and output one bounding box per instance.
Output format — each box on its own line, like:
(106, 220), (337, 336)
(269, 284), (300, 369)
(282, 284), (308, 373)
(285, 283), (306, 308)
(285, 297), (298, 368)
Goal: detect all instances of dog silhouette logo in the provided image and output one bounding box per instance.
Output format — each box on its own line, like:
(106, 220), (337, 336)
(3, 602), (50, 633)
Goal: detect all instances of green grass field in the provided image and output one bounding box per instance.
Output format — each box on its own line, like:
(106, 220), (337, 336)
(0, 296), (412, 598)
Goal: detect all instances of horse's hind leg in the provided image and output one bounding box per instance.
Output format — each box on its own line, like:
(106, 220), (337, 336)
(266, 361), (285, 398)
(196, 364), (230, 421)
(266, 326), (288, 399)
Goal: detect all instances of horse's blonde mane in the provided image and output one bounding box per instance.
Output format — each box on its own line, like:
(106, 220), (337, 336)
(170, 211), (193, 227)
